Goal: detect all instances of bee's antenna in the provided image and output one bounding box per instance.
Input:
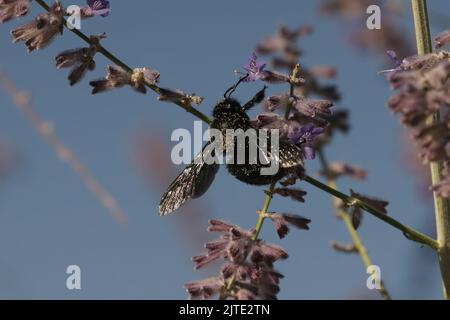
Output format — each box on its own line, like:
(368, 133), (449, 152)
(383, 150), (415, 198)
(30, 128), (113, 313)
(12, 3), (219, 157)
(224, 74), (249, 99)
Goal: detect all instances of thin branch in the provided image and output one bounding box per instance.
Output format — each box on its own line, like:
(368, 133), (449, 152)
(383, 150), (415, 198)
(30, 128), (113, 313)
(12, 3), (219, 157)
(31, 0), (443, 287)
(303, 174), (438, 250)
(34, 0), (212, 125)
(317, 150), (391, 300)
(411, 0), (450, 299)
(0, 72), (128, 226)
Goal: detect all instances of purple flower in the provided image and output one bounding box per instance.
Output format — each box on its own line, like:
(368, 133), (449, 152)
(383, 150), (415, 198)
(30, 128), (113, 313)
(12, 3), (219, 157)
(387, 50), (401, 66)
(243, 52), (266, 82)
(379, 50), (404, 76)
(288, 123), (325, 160)
(0, 0), (31, 23)
(87, 0), (110, 17)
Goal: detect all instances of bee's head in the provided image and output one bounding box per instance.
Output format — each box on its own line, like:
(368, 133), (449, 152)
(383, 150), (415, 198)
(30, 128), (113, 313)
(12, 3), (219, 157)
(213, 98), (243, 117)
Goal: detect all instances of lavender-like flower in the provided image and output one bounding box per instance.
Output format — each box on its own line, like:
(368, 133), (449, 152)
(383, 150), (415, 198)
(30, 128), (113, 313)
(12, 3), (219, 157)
(243, 52), (267, 82)
(90, 65), (160, 94)
(383, 42), (450, 198)
(186, 219), (290, 300)
(288, 123), (325, 160)
(55, 33), (106, 85)
(84, 0), (110, 17)
(11, 1), (64, 53)
(0, 0), (31, 23)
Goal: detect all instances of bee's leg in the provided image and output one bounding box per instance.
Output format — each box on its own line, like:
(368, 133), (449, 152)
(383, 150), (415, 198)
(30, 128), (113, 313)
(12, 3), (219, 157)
(243, 86), (267, 111)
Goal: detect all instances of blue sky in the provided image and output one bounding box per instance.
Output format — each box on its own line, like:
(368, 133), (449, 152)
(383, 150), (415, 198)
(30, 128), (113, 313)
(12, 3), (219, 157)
(0, 0), (449, 299)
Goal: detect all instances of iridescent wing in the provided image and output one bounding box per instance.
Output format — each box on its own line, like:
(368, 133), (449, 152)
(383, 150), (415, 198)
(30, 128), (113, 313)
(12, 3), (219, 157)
(159, 146), (219, 216)
(256, 135), (304, 169)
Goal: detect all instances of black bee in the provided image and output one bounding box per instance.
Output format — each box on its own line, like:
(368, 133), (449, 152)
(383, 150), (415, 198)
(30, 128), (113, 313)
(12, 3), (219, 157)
(159, 81), (304, 215)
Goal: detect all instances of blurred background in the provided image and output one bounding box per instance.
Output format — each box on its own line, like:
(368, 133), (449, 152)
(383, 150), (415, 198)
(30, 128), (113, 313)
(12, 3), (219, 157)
(0, 0), (449, 299)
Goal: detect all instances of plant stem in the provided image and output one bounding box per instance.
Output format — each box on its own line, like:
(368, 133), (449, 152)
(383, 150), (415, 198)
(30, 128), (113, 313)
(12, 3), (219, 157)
(317, 150), (391, 300)
(252, 183), (276, 241)
(227, 66), (300, 292)
(411, 0), (450, 299)
(35, 0), (212, 125)
(33, 0), (443, 295)
(252, 64), (300, 241)
(303, 174), (438, 250)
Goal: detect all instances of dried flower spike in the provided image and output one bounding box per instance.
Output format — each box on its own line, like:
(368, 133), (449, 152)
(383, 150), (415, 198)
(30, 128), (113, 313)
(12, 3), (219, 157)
(55, 33), (106, 85)
(186, 220), (288, 300)
(11, 1), (64, 53)
(266, 212), (311, 239)
(350, 189), (389, 215)
(0, 0), (31, 23)
(272, 187), (307, 202)
(157, 88), (204, 107)
(90, 65), (160, 94)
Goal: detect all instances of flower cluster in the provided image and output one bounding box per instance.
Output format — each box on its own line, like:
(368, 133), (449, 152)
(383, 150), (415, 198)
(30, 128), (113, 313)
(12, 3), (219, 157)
(383, 30), (450, 197)
(246, 25), (349, 161)
(185, 218), (309, 300)
(4, 1), (203, 105)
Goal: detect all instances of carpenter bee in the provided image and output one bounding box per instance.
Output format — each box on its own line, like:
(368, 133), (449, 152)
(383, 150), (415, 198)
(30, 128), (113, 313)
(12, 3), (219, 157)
(159, 80), (304, 215)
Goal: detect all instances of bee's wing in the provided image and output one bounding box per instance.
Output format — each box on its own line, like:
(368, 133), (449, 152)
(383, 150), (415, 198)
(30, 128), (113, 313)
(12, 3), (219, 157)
(159, 148), (219, 216)
(257, 140), (304, 169)
(278, 141), (304, 168)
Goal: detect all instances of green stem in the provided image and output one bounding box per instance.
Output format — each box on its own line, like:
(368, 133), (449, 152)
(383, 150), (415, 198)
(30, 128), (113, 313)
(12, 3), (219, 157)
(252, 65), (300, 241)
(227, 66), (300, 292)
(411, 0), (450, 299)
(303, 174), (438, 250)
(252, 183), (276, 241)
(318, 150), (391, 300)
(35, 0), (212, 125)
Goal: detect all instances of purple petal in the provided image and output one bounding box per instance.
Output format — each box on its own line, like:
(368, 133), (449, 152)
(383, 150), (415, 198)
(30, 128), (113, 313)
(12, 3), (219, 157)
(302, 145), (316, 160)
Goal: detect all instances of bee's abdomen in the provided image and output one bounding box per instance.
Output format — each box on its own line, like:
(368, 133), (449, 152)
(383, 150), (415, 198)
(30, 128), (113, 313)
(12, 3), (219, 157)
(226, 163), (286, 185)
